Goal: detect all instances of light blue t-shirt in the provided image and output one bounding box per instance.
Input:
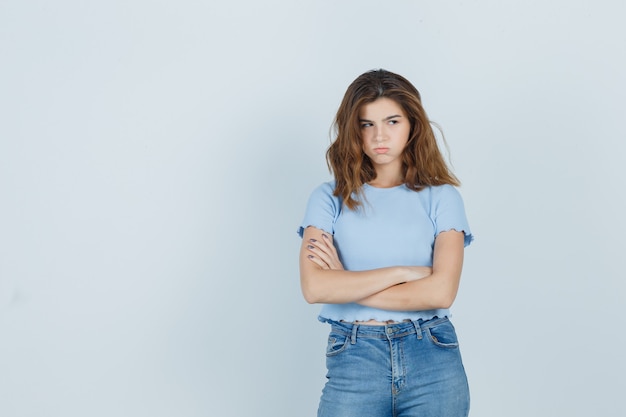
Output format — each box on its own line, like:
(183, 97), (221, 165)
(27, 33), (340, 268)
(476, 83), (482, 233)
(298, 181), (473, 323)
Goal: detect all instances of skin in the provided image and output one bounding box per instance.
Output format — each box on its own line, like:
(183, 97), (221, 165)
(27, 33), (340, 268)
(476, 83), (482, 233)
(299, 97), (466, 319)
(359, 97), (411, 187)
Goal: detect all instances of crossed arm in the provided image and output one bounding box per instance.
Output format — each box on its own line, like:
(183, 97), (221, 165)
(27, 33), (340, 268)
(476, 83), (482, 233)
(298, 226), (465, 311)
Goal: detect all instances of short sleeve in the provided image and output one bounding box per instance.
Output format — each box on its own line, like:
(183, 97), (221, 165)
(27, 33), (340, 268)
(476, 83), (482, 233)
(297, 182), (341, 238)
(432, 185), (474, 247)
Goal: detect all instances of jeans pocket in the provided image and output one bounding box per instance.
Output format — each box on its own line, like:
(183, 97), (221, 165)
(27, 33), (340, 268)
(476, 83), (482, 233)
(325, 332), (350, 357)
(426, 319), (460, 349)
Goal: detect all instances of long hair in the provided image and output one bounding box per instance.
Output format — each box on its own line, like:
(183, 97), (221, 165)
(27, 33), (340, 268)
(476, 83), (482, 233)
(326, 69), (460, 210)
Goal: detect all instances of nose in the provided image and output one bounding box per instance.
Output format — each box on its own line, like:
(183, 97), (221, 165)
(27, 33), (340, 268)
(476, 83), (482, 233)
(375, 126), (386, 143)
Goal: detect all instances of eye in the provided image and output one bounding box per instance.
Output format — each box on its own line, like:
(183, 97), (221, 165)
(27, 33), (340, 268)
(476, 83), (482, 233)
(388, 119), (399, 125)
(360, 122), (373, 128)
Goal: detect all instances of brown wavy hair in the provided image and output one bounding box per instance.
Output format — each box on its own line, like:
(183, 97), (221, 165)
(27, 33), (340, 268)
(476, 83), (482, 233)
(327, 69), (460, 210)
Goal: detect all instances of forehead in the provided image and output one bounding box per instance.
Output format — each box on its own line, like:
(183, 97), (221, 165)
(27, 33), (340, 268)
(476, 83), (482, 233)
(359, 97), (406, 118)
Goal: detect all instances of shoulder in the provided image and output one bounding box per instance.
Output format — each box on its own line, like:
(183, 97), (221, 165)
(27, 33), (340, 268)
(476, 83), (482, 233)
(424, 184), (468, 216)
(308, 180), (338, 202)
(428, 184), (465, 203)
(304, 180), (342, 213)
(298, 180), (341, 238)
(312, 180), (336, 194)
(427, 184), (473, 245)
(429, 183), (461, 196)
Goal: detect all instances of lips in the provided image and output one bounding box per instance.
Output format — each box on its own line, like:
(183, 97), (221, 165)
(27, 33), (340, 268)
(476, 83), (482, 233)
(374, 147), (389, 154)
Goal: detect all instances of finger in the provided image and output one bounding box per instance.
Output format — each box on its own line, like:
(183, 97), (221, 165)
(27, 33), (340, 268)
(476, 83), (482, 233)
(307, 243), (333, 267)
(307, 239), (332, 259)
(311, 236), (338, 255)
(320, 235), (344, 268)
(308, 240), (342, 270)
(307, 254), (330, 270)
(321, 234), (341, 258)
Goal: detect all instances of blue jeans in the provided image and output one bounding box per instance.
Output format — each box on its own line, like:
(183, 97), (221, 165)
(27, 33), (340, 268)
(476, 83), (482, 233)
(318, 317), (470, 417)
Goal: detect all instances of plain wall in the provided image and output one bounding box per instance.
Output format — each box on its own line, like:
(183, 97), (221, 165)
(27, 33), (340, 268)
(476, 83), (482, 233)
(1, 1), (625, 416)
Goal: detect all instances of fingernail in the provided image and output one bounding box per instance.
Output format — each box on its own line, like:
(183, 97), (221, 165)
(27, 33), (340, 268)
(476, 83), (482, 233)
(307, 245), (314, 249)
(322, 234), (329, 239)
(309, 238), (317, 242)
(307, 255), (314, 259)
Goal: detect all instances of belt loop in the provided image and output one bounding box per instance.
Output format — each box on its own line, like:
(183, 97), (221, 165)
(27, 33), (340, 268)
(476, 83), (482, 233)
(351, 323), (358, 344)
(412, 320), (423, 340)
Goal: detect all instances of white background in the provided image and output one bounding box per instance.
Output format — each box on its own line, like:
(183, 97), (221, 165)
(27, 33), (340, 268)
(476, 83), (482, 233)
(1, 1), (625, 416)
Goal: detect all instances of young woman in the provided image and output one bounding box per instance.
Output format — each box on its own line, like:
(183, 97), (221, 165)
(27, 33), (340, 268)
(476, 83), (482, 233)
(297, 69), (473, 417)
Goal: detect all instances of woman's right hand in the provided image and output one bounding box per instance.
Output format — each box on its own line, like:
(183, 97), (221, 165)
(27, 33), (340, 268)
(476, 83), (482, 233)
(305, 233), (344, 271)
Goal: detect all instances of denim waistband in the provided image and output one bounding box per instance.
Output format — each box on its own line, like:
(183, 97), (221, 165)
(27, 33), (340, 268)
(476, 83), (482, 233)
(325, 316), (449, 341)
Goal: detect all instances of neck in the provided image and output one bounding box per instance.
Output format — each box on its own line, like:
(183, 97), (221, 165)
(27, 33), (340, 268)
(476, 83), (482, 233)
(369, 168), (403, 188)
(368, 179), (403, 188)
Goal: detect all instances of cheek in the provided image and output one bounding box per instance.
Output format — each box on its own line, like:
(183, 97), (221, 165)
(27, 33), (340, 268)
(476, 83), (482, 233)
(402, 128), (411, 143)
(360, 134), (369, 148)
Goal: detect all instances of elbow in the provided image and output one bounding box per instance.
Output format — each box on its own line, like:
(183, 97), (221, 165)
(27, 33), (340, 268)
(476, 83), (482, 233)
(427, 274), (460, 309)
(435, 290), (458, 310)
(438, 297), (454, 310)
(302, 290), (326, 305)
(300, 279), (323, 304)
(302, 288), (319, 304)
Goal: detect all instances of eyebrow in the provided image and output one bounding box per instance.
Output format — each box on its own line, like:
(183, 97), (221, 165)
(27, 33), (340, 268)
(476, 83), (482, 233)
(359, 115), (403, 122)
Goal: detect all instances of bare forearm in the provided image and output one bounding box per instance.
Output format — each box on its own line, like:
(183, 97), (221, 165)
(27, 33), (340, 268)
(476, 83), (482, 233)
(300, 266), (411, 304)
(357, 273), (458, 311)
(299, 226), (436, 305)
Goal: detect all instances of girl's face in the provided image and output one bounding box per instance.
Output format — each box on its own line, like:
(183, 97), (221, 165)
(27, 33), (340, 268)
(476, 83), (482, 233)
(359, 97), (411, 174)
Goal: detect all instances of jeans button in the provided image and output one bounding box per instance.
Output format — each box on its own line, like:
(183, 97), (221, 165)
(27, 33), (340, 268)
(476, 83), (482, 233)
(386, 328), (393, 334)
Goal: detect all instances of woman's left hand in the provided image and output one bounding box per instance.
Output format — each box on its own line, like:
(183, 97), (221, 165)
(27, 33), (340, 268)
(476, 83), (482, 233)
(306, 233), (344, 271)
